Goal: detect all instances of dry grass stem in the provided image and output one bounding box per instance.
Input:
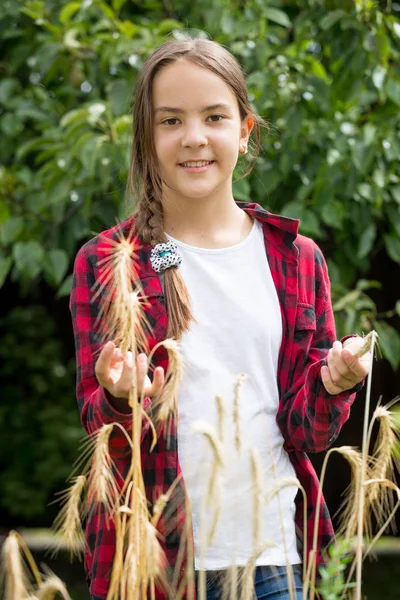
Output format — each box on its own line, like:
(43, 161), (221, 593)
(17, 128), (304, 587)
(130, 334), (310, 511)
(367, 405), (399, 530)
(94, 232), (150, 355)
(37, 573), (71, 600)
(216, 395), (226, 444)
(233, 374), (247, 454)
(263, 477), (301, 505)
(220, 564), (239, 600)
(2, 532), (30, 600)
(192, 421), (224, 467)
(334, 447), (367, 539)
(250, 448), (263, 551)
(149, 339), (183, 436)
(206, 476), (222, 545)
(240, 543), (276, 600)
(145, 521), (168, 593)
(51, 475), (86, 558)
(353, 331), (376, 358)
(88, 424), (119, 514)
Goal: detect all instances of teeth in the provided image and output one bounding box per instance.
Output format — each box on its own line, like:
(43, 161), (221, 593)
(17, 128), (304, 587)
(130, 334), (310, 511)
(182, 160), (213, 167)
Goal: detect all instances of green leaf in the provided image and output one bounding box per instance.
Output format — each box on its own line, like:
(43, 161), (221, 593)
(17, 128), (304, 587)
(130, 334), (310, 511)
(45, 249), (69, 285)
(384, 233), (400, 264)
(112, 0), (128, 12)
(374, 320), (400, 371)
(386, 79), (400, 107)
(0, 255), (12, 287)
(59, 2), (81, 24)
(13, 241), (44, 279)
(0, 217), (24, 245)
(0, 78), (20, 106)
(320, 202), (345, 230)
(357, 224), (376, 259)
(263, 8), (291, 28)
(390, 186), (400, 204)
(319, 10), (345, 31)
(107, 80), (130, 116)
(56, 274), (73, 298)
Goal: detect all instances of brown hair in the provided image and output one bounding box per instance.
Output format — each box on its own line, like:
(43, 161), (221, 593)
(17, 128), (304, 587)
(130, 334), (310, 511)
(128, 38), (265, 339)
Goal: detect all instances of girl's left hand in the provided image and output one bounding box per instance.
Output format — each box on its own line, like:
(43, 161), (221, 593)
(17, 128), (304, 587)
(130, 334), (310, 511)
(321, 337), (370, 395)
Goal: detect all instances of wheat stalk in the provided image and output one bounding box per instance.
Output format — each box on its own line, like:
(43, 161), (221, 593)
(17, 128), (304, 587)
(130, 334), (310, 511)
(192, 421), (224, 467)
(239, 543), (276, 600)
(147, 339), (184, 438)
(250, 448), (263, 551)
(233, 374), (247, 455)
(51, 475), (86, 558)
(354, 329), (377, 600)
(93, 230), (149, 355)
(88, 424), (119, 513)
(37, 570), (71, 600)
(2, 531), (32, 600)
(366, 403), (399, 531)
(335, 447), (366, 539)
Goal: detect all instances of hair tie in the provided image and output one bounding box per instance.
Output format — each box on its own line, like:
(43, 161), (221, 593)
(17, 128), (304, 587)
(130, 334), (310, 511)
(150, 240), (182, 273)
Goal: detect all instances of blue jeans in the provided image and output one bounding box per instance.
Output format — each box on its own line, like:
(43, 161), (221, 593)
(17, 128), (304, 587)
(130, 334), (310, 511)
(91, 565), (304, 599)
(198, 564), (304, 599)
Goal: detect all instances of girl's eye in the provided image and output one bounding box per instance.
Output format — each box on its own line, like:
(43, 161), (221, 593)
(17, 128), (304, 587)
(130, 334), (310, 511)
(162, 118), (180, 126)
(208, 114), (224, 122)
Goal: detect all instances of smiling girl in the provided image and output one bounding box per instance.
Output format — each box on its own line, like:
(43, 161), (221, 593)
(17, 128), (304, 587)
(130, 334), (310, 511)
(70, 38), (370, 600)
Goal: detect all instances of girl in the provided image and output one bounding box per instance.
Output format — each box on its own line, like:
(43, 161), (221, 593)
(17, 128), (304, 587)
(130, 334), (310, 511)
(70, 38), (370, 600)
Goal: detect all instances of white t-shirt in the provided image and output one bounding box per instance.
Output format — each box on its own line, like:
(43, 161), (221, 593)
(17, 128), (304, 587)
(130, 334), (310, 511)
(167, 220), (301, 570)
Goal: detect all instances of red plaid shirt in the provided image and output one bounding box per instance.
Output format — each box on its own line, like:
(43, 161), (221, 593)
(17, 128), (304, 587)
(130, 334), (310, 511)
(70, 202), (359, 599)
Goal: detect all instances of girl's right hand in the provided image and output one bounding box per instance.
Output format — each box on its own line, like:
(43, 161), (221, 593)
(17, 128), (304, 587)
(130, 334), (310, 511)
(95, 340), (165, 401)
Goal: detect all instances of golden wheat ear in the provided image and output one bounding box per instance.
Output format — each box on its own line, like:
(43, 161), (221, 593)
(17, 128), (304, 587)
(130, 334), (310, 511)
(87, 424), (120, 516)
(353, 330), (376, 358)
(334, 446), (372, 539)
(147, 339), (184, 436)
(36, 567), (71, 600)
(51, 475), (86, 559)
(93, 227), (151, 355)
(1, 530), (44, 600)
(367, 402), (400, 530)
(2, 531), (31, 600)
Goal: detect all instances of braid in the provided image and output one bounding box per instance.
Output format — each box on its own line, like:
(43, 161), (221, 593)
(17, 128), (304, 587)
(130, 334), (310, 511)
(136, 184), (195, 340)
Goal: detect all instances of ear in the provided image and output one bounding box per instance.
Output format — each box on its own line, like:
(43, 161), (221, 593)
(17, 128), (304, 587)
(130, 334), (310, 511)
(239, 115), (254, 154)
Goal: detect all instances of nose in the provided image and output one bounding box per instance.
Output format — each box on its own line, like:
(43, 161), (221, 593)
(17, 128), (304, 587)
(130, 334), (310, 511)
(181, 120), (208, 148)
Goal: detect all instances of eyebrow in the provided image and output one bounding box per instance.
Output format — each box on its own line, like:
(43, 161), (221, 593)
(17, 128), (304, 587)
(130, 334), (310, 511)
(154, 103), (232, 115)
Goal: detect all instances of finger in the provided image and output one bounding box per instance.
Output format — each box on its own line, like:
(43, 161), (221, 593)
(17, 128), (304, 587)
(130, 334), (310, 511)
(341, 348), (370, 379)
(327, 348), (359, 384)
(136, 353), (148, 395)
(328, 340), (361, 383)
(114, 351), (134, 393)
(321, 365), (344, 395)
(330, 340), (343, 362)
(95, 341), (116, 385)
(327, 360), (358, 390)
(146, 367), (165, 398)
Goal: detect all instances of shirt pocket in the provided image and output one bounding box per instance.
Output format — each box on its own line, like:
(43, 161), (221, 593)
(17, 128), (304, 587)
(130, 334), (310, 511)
(294, 304), (316, 343)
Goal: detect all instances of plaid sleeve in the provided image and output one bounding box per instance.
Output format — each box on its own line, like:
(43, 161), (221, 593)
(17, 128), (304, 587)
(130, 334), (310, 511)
(277, 243), (361, 453)
(70, 241), (151, 459)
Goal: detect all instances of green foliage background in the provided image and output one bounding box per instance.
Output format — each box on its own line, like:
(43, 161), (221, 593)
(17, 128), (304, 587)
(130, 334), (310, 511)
(0, 0), (400, 522)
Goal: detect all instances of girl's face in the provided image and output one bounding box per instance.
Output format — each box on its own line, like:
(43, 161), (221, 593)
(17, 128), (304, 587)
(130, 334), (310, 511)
(152, 59), (251, 206)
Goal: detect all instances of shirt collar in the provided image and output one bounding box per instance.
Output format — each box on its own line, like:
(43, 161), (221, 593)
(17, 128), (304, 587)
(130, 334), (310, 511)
(237, 201), (300, 259)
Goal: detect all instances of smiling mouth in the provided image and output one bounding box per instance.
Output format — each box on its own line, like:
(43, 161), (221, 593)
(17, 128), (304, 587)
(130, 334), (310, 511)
(179, 160), (214, 167)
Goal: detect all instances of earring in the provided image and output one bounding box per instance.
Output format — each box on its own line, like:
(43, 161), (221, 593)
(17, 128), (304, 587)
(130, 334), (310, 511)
(240, 144), (248, 155)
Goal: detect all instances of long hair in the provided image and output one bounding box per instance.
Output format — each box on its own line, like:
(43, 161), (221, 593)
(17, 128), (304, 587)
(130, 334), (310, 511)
(128, 38), (265, 339)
